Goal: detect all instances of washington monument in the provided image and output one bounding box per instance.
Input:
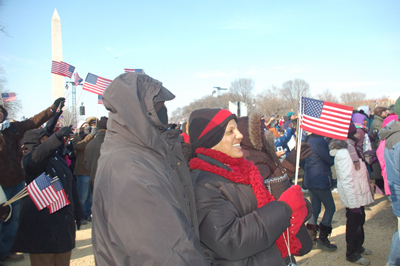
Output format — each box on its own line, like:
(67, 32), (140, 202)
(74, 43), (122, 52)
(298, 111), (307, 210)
(51, 9), (64, 101)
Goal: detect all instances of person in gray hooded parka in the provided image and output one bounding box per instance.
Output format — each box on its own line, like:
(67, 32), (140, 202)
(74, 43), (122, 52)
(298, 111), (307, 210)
(92, 73), (209, 266)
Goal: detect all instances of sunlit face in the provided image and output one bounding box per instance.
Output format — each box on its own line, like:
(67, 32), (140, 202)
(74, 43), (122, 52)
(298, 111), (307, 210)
(290, 114), (296, 120)
(381, 111), (387, 118)
(211, 119), (243, 158)
(0, 110), (3, 122)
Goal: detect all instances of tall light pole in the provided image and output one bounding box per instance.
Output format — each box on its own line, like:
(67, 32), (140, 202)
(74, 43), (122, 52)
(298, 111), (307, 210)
(213, 86), (227, 108)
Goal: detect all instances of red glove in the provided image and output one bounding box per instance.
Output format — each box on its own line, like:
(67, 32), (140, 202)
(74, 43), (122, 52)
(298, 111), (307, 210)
(289, 205), (307, 235)
(278, 185), (306, 213)
(278, 185), (307, 235)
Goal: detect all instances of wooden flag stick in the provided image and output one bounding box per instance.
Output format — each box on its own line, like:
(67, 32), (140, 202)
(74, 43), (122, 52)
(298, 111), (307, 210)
(3, 176), (58, 206)
(294, 97), (304, 185)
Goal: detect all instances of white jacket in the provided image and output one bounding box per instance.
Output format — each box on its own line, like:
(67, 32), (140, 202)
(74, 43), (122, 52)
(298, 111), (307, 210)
(329, 140), (374, 209)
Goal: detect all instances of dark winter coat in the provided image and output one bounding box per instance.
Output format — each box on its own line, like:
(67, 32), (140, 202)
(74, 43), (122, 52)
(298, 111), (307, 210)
(237, 114), (312, 264)
(237, 115), (295, 180)
(191, 154), (291, 266)
(0, 105), (55, 189)
(370, 115), (384, 180)
(11, 129), (83, 254)
(84, 129), (106, 186)
(303, 134), (335, 189)
(92, 73), (208, 266)
(72, 133), (93, 176)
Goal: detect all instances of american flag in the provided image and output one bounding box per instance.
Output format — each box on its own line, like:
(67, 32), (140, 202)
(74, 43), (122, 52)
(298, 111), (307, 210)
(1, 92), (17, 102)
(82, 73), (112, 95)
(60, 61), (75, 78)
(48, 178), (70, 214)
(98, 95), (103, 105)
(26, 173), (59, 211)
(124, 68), (144, 73)
(51, 61), (75, 78)
(300, 97), (353, 140)
(51, 61), (62, 76)
(74, 72), (83, 86)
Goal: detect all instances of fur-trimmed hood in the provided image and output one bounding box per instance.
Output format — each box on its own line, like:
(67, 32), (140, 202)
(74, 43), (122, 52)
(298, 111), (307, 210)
(238, 112), (265, 151)
(328, 139), (348, 157)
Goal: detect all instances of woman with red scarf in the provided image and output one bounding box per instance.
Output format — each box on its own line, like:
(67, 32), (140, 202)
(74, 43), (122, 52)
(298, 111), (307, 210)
(186, 108), (308, 266)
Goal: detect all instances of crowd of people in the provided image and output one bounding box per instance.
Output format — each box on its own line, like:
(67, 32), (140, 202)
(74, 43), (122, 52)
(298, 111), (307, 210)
(0, 72), (399, 266)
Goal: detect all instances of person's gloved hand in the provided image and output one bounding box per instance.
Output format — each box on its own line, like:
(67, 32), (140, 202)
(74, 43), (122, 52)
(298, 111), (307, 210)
(350, 207), (362, 215)
(51, 97), (65, 112)
(55, 126), (73, 140)
(278, 185), (306, 212)
(278, 185), (307, 235)
(285, 142), (313, 166)
(90, 127), (98, 136)
(76, 219), (81, 230)
(0, 204), (12, 222)
(289, 204), (308, 235)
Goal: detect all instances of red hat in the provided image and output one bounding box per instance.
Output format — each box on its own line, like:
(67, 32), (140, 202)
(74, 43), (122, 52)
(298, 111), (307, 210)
(189, 108), (237, 149)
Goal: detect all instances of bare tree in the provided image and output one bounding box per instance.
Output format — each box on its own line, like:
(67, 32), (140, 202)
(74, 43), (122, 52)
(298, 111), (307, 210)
(279, 79), (310, 112)
(317, 89), (339, 103)
(169, 107), (184, 124)
(0, 65), (22, 120)
(340, 92), (366, 108)
(229, 78), (255, 112)
(58, 107), (76, 126)
(0, 2), (9, 37)
(182, 95), (220, 120)
(256, 86), (288, 117)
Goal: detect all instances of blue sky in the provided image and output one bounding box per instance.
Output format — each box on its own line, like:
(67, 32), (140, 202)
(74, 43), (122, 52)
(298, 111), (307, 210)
(1, 0), (399, 121)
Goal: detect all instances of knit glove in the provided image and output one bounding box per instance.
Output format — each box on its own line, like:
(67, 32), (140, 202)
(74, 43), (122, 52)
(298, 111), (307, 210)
(51, 97), (65, 112)
(90, 127), (98, 136)
(289, 204), (308, 235)
(285, 142), (312, 166)
(55, 126), (73, 140)
(278, 185), (307, 235)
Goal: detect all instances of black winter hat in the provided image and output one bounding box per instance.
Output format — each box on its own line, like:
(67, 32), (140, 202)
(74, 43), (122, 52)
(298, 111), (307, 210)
(189, 108), (237, 149)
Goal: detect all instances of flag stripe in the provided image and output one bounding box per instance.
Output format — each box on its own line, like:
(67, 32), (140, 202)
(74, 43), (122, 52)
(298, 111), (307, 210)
(26, 173), (59, 211)
(27, 183), (47, 210)
(1, 92), (17, 102)
(49, 180), (70, 214)
(300, 97), (353, 140)
(302, 119), (349, 134)
(301, 125), (349, 139)
(51, 61), (74, 78)
(82, 73), (112, 95)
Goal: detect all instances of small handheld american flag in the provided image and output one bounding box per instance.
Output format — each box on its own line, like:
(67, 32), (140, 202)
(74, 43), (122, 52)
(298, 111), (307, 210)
(26, 173), (59, 211)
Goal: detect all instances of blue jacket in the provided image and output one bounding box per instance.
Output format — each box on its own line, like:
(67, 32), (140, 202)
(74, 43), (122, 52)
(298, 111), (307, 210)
(274, 127), (295, 156)
(304, 134), (334, 189)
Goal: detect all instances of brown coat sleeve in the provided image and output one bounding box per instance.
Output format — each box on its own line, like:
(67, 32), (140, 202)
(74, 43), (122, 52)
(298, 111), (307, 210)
(11, 107), (55, 140)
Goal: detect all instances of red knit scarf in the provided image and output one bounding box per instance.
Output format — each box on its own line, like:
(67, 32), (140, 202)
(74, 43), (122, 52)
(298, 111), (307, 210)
(190, 147), (301, 258)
